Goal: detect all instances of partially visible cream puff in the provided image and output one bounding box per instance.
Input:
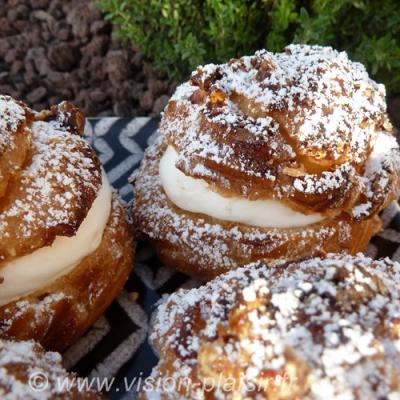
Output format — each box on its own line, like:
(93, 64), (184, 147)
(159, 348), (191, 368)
(0, 97), (134, 351)
(143, 254), (400, 399)
(133, 45), (400, 280)
(0, 339), (102, 399)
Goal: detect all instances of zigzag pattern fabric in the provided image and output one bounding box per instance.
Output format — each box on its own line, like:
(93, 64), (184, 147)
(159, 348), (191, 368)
(63, 117), (400, 399)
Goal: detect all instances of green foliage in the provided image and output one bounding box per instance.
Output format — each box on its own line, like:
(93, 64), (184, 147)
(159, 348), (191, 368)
(99, 0), (400, 91)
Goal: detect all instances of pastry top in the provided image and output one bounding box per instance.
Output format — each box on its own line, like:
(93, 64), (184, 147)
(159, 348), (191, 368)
(161, 45), (400, 217)
(0, 96), (29, 155)
(0, 96), (102, 265)
(0, 96), (33, 199)
(149, 254), (400, 399)
(0, 339), (101, 399)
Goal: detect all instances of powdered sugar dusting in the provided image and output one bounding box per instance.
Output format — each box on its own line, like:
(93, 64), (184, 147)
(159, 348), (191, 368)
(0, 339), (100, 399)
(160, 45), (399, 215)
(0, 113), (102, 262)
(133, 138), (355, 275)
(353, 131), (400, 218)
(0, 95), (26, 151)
(146, 254), (400, 399)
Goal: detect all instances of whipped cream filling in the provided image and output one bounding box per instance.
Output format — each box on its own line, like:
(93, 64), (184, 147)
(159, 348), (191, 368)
(0, 171), (112, 306)
(159, 146), (324, 228)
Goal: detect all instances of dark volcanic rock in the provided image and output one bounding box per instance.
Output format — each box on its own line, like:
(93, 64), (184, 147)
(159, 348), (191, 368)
(140, 90), (154, 112)
(0, 39), (10, 58)
(48, 42), (81, 72)
(84, 35), (109, 57)
(105, 50), (129, 85)
(26, 86), (47, 103)
(152, 94), (169, 115)
(0, 0), (171, 116)
(113, 100), (133, 117)
(51, 21), (71, 41)
(31, 0), (50, 9)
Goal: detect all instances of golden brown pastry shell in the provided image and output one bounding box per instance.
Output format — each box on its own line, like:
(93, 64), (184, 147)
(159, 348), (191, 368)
(0, 339), (103, 399)
(133, 140), (382, 281)
(142, 254), (400, 399)
(0, 100), (102, 265)
(0, 195), (134, 352)
(149, 215), (379, 281)
(160, 46), (399, 216)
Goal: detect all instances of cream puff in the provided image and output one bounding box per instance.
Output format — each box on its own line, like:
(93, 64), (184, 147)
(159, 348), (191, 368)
(143, 253), (400, 399)
(133, 44), (400, 280)
(0, 96), (134, 351)
(0, 339), (102, 399)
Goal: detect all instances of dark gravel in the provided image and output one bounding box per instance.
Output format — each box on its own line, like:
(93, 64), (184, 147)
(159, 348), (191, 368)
(0, 0), (175, 117)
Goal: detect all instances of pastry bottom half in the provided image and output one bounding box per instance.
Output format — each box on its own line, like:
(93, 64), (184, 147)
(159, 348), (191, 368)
(0, 195), (134, 351)
(144, 215), (380, 281)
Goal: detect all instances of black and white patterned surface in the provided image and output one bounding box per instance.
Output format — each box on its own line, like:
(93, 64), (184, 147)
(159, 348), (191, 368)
(63, 118), (400, 399)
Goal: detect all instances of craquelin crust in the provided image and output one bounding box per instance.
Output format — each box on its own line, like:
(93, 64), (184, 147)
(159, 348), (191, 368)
(0, 96), (33, 199)
(142, 254), (400, 399)
(0, 339), (103, 399)
(0, 98), (102, 265)
(133, 45), (400, 280)
(161, 45), (399, 215)
(0, 195), (134, 352)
